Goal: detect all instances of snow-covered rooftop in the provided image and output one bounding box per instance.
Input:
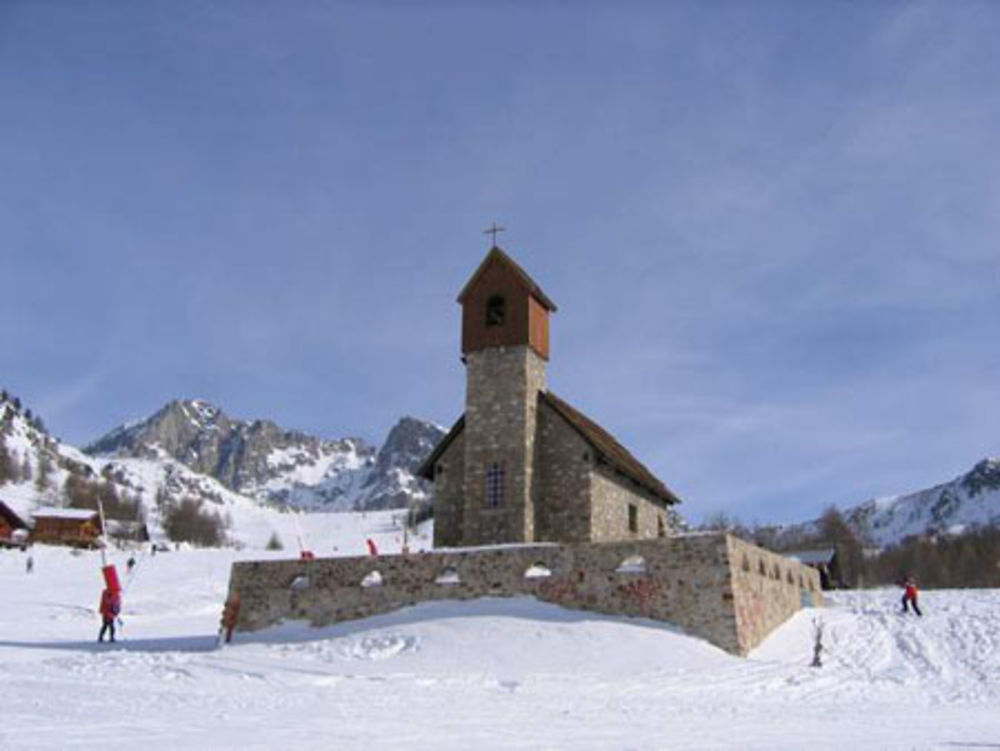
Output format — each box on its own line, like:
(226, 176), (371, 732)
(31, 507), (99, 520)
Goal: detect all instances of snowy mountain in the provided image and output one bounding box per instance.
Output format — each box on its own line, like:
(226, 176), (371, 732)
(84, 399), (445, 512)
(1, 392), (445, 549)
(844, 458), (1000, 546)
(0, 393), (298, 546)
(762, 457), (1000, 549)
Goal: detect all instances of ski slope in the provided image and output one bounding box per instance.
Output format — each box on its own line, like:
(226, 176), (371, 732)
(1, 524), (998, 749)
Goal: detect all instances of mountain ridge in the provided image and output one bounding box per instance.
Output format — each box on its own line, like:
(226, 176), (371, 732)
(83, 398), (445, 512)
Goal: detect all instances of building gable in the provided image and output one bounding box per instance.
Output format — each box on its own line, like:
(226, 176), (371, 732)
(458, 247), (555, 359)
(539, 392), (680, 507)
(417, 415), (465, 481)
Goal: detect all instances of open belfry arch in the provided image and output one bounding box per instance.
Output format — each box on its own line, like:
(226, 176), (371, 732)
(225, 240), (822, 656)
(419, 246), (681, 548)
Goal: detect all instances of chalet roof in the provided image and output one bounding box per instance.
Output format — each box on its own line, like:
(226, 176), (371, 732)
(539, 391), (680, 506)
(786, 548), (837, 565)
(456, 246), (558, 312)
(32, 507), (100, 521)
(417, 393), (680, 507)
(0, 500), (28, 529)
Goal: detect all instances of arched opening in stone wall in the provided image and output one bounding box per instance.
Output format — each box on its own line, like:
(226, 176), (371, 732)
(361, 570), (384, 588)
(742, 554), (751, 572)
(616, 555), (646, 574)
(758, 559), (767, 576)
(435, 567), (461, 585)
(524, 563), (552, 579)
(772, 563), (781, 580)
(786, 570), (795, 585)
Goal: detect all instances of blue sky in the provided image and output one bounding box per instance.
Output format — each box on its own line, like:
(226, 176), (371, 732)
(2, 1), (998, 524)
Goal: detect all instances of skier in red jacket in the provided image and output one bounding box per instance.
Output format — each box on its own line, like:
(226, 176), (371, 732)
(901, 577), (922, 617)
(98, 587), (121, 642)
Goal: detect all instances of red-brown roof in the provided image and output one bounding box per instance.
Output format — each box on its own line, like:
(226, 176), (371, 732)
(539, 391), (680, 506)
(417, 393), (680, 507)
(0, 500), (27, 530)
(456, 246), (558, 312)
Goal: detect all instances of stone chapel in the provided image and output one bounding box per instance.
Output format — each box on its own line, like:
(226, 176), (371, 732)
(419, 246), (681, 548)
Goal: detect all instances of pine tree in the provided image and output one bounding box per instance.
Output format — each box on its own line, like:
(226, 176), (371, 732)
(0, 440), (12, 484)
(35, 453), (51, 492)
(817, 505), (865, 587)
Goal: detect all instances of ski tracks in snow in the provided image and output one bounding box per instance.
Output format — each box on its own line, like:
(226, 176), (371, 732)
(765, 590), (1000, 705)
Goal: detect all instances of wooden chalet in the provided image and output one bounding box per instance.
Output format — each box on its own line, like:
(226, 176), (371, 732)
(105, 519), (150, 543)
(0, 500), (29, 546)
(786, 547), (841, 590)
(30, 507), (103, 547)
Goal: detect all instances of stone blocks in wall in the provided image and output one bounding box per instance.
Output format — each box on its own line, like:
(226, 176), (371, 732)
(227, 533), (823, 657)
(534, 399), (591, 542)
(432, 430), (466, 548)
(589, 463), (672, 543)
(463, 346), (546, 545)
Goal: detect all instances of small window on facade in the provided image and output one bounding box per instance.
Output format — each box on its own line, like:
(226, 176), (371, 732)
(486, 462), (504, 508)
(657, 515), (666, 538)
(485, 295), (506, 327)
(435, 463), (444, 476)
(627, 503), (638, 533)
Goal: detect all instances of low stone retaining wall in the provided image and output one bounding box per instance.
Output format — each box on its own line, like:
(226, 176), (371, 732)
(226, 533), (822, 656)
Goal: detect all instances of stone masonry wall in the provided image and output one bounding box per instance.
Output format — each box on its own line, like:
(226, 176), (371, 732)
(431, 430), (466, 548)
(533, 398), (591, 542)
(227, 533), (822, 656)
(727, 535), (823, 653)
(463, 346), (546, 545)
(590, 463), (672, 542)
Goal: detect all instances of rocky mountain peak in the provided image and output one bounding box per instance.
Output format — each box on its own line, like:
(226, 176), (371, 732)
(374, 417), (446, 475)
(84, 400), (445, 513)
(962, 458), (1000, 498)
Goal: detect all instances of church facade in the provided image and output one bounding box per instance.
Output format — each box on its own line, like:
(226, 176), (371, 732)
(225, 245), (824, 657)
(419, 247), (681, 548)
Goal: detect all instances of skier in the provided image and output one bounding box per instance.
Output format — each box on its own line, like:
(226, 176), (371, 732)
(900, 577), (922, 616)
(25, 555), (33, 574)
(97, 587), (121, 642)
(126, 556), (136, 573)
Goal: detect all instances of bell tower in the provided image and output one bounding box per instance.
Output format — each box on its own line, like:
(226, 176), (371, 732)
(456, 246), (557, 544)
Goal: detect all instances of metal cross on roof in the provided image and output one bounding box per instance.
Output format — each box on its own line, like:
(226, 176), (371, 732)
(483, 222), (505, 247)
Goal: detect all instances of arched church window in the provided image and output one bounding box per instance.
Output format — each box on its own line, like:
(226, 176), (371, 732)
(485, 295), (506, 327)
(485, 462), (504, 507)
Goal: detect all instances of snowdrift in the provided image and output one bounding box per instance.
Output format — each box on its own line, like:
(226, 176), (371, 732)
(1, 535), (999, 750)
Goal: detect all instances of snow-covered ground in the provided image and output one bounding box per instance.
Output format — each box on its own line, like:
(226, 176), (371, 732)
(2, 519), (999, 750)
